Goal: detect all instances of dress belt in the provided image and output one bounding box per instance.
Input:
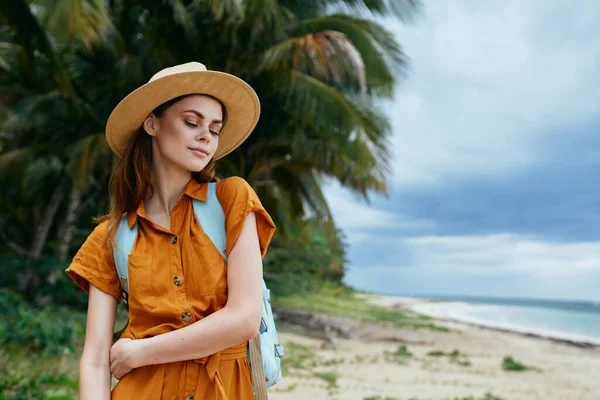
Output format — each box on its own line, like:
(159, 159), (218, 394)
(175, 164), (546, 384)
(194, 341), (249, 400)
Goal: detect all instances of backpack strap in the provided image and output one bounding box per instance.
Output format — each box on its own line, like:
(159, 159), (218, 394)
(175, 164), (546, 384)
(193, 181), (269, 399)
(249, 336), (268, 400)
(114, 214), (137, 299)
(112, 214), (137, 342)
(192, 182), (227, 261)
(192, 182), (267, 335)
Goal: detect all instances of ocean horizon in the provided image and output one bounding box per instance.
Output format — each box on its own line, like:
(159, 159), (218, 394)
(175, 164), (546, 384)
(384, 292), (600, 345)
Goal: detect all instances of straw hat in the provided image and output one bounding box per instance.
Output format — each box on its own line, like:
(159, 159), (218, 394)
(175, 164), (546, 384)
(106, 62), (260, 160)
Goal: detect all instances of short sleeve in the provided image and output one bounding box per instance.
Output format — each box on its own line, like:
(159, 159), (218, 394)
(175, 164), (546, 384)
(217, 177), (276, 258)
(65, 221), (121, 302)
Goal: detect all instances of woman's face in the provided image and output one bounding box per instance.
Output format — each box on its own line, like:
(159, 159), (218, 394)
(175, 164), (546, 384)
(144, 95), (223, 173)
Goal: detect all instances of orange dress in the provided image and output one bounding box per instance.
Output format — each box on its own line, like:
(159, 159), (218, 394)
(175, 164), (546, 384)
(66, 177), (276, 399)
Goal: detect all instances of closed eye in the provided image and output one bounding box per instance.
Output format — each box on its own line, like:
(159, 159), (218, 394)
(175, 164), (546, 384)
(185, 120), (219, 136)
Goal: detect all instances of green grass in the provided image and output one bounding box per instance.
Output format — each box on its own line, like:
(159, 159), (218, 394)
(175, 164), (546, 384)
(320, 357), (345, 366)
(404, 394), (504, 400)
(427, 349), (472, 367)
(313, 370), (340, 396)
(278, 340), (341, 395)
(281, 341), (349, 379)
(274, 291), (448, 331)
(313, 371), (339, 389)
(456, 393), (505, 400)
(384, 345), (413, 364)
(280, 342), (317, 374)
(0, 299), (83, 400)
(351, 354), (379, 364)
(0, 289), (115, 399)
(427, 350), (447, 357)
(0, 348), (79, 400)
(276, 382), (298, 393)
(501, 356), (539, 372)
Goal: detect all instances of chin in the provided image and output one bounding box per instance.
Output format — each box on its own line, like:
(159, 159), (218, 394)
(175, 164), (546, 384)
(185, 160), (211, 173)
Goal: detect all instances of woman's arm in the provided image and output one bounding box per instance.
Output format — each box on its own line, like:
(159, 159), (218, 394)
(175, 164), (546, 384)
(125, 211), (264, 368)
(79, 284), (118, 399)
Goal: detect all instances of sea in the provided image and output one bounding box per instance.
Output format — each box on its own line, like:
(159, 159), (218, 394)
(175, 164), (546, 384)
(395, 294), (600, 345)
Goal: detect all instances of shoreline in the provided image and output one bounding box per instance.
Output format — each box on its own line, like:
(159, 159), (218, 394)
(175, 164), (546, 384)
(272, 292), (600, 400)
(364, 294), (600, 350)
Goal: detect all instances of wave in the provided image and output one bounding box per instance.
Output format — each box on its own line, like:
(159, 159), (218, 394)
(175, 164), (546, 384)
(410, 301), (600, 347)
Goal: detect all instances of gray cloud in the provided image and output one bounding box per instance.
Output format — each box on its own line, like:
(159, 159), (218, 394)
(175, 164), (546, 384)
(377, 120), (600, 241)
(326, 0), (600, 300)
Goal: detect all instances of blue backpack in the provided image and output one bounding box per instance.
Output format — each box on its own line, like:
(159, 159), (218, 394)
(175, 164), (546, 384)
(112, 182), (284, 393)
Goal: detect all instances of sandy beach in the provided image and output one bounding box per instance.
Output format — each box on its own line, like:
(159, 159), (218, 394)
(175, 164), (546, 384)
(269, 295), (600, 400)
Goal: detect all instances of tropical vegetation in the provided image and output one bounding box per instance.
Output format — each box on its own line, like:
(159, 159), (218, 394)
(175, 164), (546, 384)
(1, 0), (416, 304)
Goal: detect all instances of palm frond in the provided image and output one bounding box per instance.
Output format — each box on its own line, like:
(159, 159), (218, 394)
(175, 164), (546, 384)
(285, 14), (407, 97)
(68, 133), (110, 193)
(330, 0), (420, 21)
(265, 70), (390, 150)
(286, 127), (389, 197)
(245, 0), (288, 29)
(255, 183), (302, 238)
(192, 0), (245, 22)
(0, 0), (75, 95)
(259, 30), (367, 93)
(166, 0), (200, 41)
(294, 172), (332, 219)
(43, 0), (112, 52)
(0, 147), (33, 178)
(20, 155), (64, 202)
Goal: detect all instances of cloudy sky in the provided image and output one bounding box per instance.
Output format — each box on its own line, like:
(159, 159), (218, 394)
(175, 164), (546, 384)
(325, 0), (600, 301)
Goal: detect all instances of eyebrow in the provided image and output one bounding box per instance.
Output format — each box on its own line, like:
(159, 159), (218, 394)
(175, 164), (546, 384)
(183, 109), (222, 124)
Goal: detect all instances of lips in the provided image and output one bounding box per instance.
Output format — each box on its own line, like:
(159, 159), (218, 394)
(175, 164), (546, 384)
(189, 147), (209, 157)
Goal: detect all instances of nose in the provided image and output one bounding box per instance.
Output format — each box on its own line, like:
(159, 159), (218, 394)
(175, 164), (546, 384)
(195, 124), (211, 142)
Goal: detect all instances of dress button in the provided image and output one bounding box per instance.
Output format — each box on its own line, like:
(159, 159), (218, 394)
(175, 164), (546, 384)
(182, 312), (192, 322)
(170, 235), (178, 244)
(173, 276), (183, 286)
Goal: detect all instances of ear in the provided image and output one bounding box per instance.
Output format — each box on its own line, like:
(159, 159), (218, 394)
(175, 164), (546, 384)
(143, 114), (159, 137)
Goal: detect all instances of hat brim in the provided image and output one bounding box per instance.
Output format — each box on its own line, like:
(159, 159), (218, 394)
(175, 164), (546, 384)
(106, 70), (260, 160)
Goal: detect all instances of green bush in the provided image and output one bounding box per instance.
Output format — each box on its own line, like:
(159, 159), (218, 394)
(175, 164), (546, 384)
(0, 255), (88, 310)
(501, 356), (530, 372)
(0, 372), (45, 400)
(0, 372), (77, 400)
(263, 218), (348, 296)
(280, 342), (317, 374)
(0, 289), (85, 354)
(384, 345), (412, 364)
(427, 349), (471, 367)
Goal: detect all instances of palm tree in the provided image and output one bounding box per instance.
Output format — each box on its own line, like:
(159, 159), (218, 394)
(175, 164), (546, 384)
(0, 0), (417, 263)
(0, 0), (112, 263)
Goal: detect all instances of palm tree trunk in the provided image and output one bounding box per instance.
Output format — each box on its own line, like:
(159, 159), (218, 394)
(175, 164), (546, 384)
(55, 185), (82, 261)
(28, 185), (63, 260)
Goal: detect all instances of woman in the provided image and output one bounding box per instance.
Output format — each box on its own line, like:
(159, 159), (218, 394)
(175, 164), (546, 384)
(66, 62), (275, 399)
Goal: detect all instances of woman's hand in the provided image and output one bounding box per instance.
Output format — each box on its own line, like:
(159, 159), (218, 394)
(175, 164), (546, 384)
(110, 338), (140, 379)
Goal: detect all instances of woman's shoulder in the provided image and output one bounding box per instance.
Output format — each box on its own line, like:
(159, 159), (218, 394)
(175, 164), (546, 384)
(89, 218), (110, 239)
(216, 176), (251, 191)
(65, 218), (120, 301)
(215, 176), (266, 211)
(214, 177), (275, 255)
(215, 176), (256, 200)
(67, 217), (106, 241)
(73, 218), (112, 259)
